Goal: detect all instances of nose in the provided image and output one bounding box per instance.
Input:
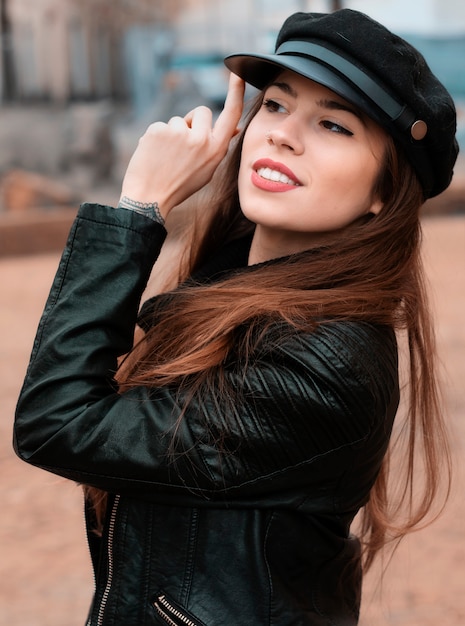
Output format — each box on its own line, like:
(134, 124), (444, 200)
(266, 118), (304, 154)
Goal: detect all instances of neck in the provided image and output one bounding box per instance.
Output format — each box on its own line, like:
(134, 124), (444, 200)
(248, 226), (330, 265)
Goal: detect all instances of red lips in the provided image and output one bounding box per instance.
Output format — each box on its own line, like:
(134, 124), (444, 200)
(251, 158), (302, 192)
(253, 159), (301, 183)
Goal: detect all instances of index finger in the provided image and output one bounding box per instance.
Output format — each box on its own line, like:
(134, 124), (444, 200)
(212, 73), (245, 144)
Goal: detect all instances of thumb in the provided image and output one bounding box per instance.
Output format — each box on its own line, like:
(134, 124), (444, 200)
(212, 73), (245, 146)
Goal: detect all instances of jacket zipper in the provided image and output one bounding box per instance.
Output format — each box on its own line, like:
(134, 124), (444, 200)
(96, 494), (120, 626)
(153, 594), (200, 626)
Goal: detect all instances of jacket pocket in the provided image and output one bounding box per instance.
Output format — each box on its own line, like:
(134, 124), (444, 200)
(153, 593), (206, 626)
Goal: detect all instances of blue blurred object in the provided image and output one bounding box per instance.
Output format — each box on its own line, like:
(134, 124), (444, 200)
(402, 34), (465, 98)
(165, 53), (230, 110)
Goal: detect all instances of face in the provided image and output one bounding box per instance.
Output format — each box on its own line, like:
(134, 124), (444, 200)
(238, 71), (387, 254)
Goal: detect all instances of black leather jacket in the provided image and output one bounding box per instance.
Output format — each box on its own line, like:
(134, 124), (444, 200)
(14, 204), (399, 625)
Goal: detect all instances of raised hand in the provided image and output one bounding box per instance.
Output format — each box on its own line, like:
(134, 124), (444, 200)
(120, 73), (245, 222)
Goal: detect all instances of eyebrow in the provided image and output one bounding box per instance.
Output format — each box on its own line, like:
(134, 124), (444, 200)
(268, 81), (363, 121)
(316, 98), (363, 121)
(268, 81), (298, 98)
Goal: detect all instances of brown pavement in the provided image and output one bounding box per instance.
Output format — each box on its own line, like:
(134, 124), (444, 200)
(0, 215), (464, 625)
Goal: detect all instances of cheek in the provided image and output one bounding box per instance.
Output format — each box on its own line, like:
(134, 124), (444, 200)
(237, 156), (249, 201)
(312, 151), (382, 217)
(358, 153), (383, 202)
(237, 131), (257, 195)
(337, 149), (381, 197)
(239, 125), (257, 162)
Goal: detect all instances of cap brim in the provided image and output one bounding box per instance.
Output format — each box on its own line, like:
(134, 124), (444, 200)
(224, 52), (382, 125)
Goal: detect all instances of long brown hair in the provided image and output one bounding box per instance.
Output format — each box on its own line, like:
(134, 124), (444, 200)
(86, 92), (451, 570)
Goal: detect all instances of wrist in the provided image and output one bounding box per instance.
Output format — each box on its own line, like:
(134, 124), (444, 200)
(118, 196), (165, 226)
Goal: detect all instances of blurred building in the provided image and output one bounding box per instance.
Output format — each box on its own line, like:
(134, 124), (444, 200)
(175, 0), (332, 56)
(2, 0), (463, 106)
(0, 0), (462, 183)
(0, 0), (182, 103)
(349, 0), (465, 36)
(175, 0), (465, 50)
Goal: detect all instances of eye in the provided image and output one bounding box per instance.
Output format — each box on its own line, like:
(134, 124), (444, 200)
(263, 98), (287, 114)
(321, 120), (353, 136)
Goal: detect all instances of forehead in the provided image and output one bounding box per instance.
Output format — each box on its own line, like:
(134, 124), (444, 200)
(271, 69), (353, 104)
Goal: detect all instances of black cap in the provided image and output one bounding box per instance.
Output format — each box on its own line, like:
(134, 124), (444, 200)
(224, 9), (459, 198)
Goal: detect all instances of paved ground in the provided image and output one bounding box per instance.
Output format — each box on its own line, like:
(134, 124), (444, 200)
(0, 214), (464, 625)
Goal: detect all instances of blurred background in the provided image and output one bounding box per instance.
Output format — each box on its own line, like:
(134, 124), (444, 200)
(0, 1), (464, 625)
(0, 0), (463, 219)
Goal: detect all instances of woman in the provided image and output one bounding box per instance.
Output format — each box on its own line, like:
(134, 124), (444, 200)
(15, 9), (458, 626)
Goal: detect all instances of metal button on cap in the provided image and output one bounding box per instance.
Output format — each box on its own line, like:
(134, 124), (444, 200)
(411, 120), (428, 140)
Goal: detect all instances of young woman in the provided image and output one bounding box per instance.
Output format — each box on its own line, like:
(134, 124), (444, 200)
(15, 9), (458, 626)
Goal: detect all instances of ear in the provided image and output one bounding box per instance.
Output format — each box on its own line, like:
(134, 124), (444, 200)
(368, 197), (383, 216)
